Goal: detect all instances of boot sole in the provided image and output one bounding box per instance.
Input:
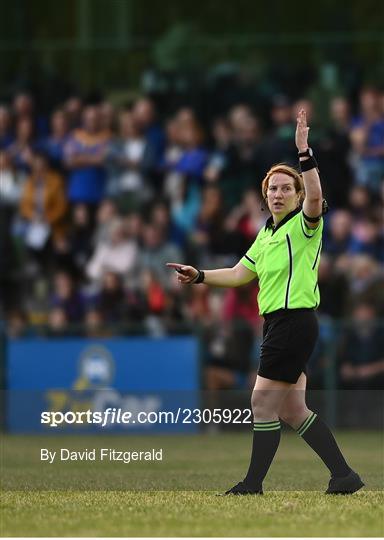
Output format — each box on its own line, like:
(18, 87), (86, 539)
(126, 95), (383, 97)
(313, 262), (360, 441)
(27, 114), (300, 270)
(216, 490), (263, 496)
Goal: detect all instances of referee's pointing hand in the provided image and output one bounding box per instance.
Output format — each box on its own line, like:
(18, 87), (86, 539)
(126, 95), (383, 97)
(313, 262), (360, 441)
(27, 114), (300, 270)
(166, 262), (199, 284)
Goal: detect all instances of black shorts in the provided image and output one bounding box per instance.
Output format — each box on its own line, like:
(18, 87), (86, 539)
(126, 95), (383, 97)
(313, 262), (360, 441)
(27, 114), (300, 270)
(258, 308), (319, 384)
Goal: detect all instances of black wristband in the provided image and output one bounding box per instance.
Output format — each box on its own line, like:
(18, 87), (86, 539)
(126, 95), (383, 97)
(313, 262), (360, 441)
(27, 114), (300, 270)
(299, 155), (319, 173)
(302, 210), (321, 222)
(192, 269), (205, 284)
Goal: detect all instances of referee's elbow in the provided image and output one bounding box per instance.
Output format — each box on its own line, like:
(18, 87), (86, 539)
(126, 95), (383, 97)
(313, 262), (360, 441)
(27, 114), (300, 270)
(305, 194), (323, 204)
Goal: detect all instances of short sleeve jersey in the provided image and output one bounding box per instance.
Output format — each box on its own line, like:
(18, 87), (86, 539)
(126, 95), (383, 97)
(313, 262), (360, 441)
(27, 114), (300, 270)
(240, 208), (323, 315)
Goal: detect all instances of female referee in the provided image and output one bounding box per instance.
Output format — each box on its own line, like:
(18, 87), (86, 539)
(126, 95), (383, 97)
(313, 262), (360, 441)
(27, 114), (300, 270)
(167, 109), (364, 495)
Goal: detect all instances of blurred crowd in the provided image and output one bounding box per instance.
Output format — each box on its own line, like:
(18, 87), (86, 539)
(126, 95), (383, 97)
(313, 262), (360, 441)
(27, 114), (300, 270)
(0, 87), (383, 390)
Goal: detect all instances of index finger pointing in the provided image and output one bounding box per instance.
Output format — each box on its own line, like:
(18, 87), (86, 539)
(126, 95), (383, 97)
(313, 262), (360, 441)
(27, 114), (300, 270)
(166, 262), (184, 269)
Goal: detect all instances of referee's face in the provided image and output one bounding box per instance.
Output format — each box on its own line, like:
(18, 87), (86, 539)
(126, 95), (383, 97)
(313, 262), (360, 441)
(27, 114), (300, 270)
(266, 174), (299, 220)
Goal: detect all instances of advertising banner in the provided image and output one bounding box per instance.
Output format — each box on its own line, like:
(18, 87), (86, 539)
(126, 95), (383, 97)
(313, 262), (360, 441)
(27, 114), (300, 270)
(7, 337), (199, 433)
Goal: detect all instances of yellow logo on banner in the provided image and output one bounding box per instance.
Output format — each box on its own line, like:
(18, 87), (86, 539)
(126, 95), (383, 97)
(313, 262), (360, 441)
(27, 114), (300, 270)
(44, 345), (115, 428)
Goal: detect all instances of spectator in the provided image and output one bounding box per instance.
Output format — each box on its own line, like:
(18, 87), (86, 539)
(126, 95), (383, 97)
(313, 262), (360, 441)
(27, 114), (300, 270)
(169, 175), (201, 238)
(348, 185), (372, 220)
(318, 97), (353, 207)
(292, 98), (325, 156)
(8, 116), (35, 173)
(222, 282), (261, 329)
(132, 97), (165, 167)
(107, 110), (155, 207)
(204, 116), (232, 183)
(46, 306), (70, 337)
(85, 251), (146, 330)
(138, 222), (182, 288)
(86, 218), (138, 282)
(165, 118), (205, 237)
(13, 92), (34, 120)
(13, 92), (48, 137)
(162, 270), (188, 333)
(150, 200), (185, 247)
(317, 254), (350, 318)
(63, 203), (94, 278)
(346, 254), (381, 299)
(141, 268), (166, 315)
(220, 112), (264, 208)
(40, 109), (70, 172)
(162, 117), (184, 201)
(0, 105), (14, 149)
(264, 94), (297, 166)
(330, 96), (351, 132)
(123, 210), (144, 244)
(339, 302), (384, 390)
(64, 96), (83, 130)
(123, 283), (147, 326)
(84, 307), (111, 338)
(190, 184), (225, 253)
(5, 309), (30, 339)
(185, 283), (211, 324)
(64, 105), (110, 208)
(51, 271), (85, 323)
(225, 187), (265, 242)
(350, 87), (384, 193)
(0, 150), (23, 210)
(0, 151), (25, 289)
(94, 271), (126, 323)
(92, 199), (119, 246)
(140, 269), (169, 337)
(174, 107), (197, 126)
(18, 151), (68, 267)
(323, 209), (353, 257)
(204, 284), (260, 393)
(191, 185), (246, 265)
(99, 101), (116, 136)
(228, 104), (253, 133)
(349, 217), (384, 262)
(175, 117), (208, 184)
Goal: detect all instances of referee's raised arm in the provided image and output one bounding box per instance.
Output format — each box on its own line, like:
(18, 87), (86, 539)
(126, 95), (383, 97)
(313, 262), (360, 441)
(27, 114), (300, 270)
(296, 109), (323, 228)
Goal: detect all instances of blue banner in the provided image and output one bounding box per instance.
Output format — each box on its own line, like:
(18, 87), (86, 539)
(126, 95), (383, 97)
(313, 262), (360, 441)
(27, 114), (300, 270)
(7, 337), (199, 433)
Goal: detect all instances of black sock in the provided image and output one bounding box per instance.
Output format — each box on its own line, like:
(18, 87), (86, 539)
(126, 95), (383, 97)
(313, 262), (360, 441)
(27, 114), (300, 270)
(244, 420), (281, 489)
(297, 412), (351, 477)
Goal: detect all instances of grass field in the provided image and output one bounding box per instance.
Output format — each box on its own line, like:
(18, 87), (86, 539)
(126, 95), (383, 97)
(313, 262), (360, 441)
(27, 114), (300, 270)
(1, 431), (383, 537)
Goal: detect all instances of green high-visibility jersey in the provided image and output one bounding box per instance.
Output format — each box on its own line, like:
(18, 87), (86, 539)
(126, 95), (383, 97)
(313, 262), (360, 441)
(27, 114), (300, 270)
(240, 208), (323, 315)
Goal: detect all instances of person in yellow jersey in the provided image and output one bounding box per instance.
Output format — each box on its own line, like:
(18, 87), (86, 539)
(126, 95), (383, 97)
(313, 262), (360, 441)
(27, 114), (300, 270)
(167, 109), (364, 495)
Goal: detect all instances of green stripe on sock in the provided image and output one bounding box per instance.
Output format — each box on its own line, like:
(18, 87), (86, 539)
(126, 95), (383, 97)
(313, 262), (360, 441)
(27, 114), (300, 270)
(296, 412), (314, 434)
(298, 413), (317, 435)
(253, 421), (280, 427)
(297, 413), (317, 436)
(253, 421), (280, 431)
(253, 427), (281, 431)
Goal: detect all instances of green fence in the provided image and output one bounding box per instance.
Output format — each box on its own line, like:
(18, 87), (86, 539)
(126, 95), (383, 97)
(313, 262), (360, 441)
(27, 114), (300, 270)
(1, 0), (383, 96)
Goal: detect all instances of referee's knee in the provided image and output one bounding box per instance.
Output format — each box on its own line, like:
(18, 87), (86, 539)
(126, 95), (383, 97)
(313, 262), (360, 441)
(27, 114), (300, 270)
(251, 393), (279, 421)
(279, 406), (311, 429)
